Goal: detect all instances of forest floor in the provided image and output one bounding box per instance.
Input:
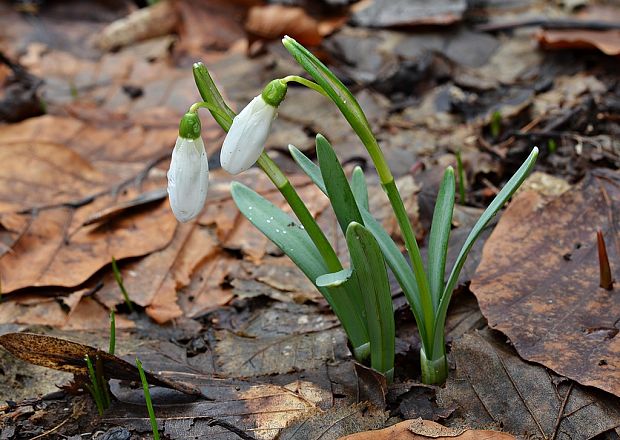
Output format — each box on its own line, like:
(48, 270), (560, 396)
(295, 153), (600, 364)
(0, 0), (618, 439)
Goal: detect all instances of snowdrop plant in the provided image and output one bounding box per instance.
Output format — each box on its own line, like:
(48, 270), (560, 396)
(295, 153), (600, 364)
(169, 40), (538, 385)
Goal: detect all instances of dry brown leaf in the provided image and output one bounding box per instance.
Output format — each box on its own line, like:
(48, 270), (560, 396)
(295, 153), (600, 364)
(0, 287), (134, 330)
(471, 169), (620, 396)
(173, 0), (248, 54)
(339, 419), (515, 439)
(106, 377), (320, 439)
(537, 29), (620, 56)
(278, 403), (388, 440)
(245, 5), (323, 46)
(0, 191), (176, 293)
(438, 330), (620, 438)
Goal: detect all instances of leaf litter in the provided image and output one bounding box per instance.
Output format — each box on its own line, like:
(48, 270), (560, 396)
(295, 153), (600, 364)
(0, 0), (619, 438)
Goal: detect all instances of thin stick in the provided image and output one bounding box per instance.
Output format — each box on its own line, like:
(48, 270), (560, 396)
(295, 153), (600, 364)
(550, 382), (574, 440)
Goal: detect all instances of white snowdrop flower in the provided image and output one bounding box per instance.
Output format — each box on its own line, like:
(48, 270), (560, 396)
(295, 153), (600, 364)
(167, 112), (209, 222)
(220, 79), (287, 174)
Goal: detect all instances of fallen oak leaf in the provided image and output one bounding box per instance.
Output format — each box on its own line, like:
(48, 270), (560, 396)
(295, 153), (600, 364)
(338, 419), (515, 439)
(0, 333), (207, 398)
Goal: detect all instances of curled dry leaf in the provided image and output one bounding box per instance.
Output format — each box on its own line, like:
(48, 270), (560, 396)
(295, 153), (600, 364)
(0, 333), (204, 397)
(245, 5), (323, 46)
(339, 419), (515, 439)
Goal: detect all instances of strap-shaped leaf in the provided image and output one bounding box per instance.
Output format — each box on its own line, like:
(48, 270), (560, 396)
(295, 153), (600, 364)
(427, 167), (455, 310)
(431, 147), (539, 358)
(231, 182), (327, 281)
(351, 166), (369, 211)
(231, 182), (369, 357)
(289, 144), (326, 193)
(289, 143), (428, 345)
(316, 135), (363, 234)
(346, 222), (395, 382)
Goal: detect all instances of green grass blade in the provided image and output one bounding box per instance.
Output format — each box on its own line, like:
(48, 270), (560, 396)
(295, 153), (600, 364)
(316, 135), (363, 233)
(111, 257), (134, 312)
(351, 166), (369, 211)
(136, 358), (160, 440)
(346, 222), (395, 382)
(85, 355), (104, 415)
(108, 310), (116, 355)
(431, 148), (539, 357)
(427, 167), (455, 310)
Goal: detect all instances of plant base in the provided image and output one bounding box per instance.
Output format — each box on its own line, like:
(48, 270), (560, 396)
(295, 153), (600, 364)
(420, 346), (448, 385)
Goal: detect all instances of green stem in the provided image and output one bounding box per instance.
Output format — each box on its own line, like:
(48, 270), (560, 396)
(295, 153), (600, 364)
(257, 153), (342, 273)
(188, 101), (231, 121)
(281, 75), (330, 98)
(383, 179), (434, 350)
(420, 342), (447, 385)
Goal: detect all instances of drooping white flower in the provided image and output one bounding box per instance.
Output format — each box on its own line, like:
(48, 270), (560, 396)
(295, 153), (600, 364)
(167, 113), (209, 222)
(220, 79), (287, 175)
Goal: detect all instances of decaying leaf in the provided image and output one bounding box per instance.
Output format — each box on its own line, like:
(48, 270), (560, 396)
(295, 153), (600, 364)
(81, 188), (167, 226)
(438, 329), (620, 438)
(0, 333), (204, 397)
(214, 302), (348, 377)
(278, 402), (387, 440)
(106, 376), (322, 440)
(0, 189), (176, 294)
(339, 419), (515, 439)
(537, 29), (620, 56)
(351, 0), (466, 28)
(245, 5), (323, 46)
(470, 169), (620, 396)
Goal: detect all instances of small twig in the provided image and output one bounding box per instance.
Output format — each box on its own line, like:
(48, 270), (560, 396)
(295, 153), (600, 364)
(29, 414), (72, 440)
(550, 382), (574, 440)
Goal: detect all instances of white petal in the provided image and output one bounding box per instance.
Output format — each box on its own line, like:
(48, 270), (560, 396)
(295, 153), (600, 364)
(167, 136), (209, 222)
(220, 95), (277, 175)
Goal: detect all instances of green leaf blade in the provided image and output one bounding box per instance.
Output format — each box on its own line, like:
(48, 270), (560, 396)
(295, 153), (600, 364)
(427, 167), (455, 310)
(351, 166), (369, 211)
(432, 147), (539, 357)
(346, 222), (395, 382)
(231, 182), (327, 282)
(316, 134), (364, 234)
(288, 144), (327, 194)
(232, 181), (370, 359)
